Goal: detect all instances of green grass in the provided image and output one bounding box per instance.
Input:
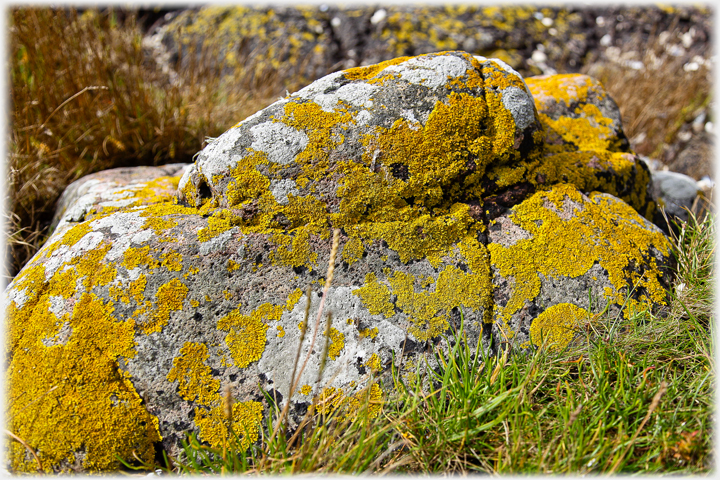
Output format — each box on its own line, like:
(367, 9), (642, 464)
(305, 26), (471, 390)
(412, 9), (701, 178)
(120, 209), (714, 475)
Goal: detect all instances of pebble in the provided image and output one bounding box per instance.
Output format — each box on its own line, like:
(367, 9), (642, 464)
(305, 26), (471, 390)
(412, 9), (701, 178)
(371, 9), (387, 24)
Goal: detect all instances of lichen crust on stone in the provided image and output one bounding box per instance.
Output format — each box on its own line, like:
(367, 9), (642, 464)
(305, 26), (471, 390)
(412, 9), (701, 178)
(4, 52), (676, 473)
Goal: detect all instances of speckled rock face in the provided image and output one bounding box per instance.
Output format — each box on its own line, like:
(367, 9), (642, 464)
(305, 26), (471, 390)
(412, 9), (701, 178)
(4, 53), (673, 473)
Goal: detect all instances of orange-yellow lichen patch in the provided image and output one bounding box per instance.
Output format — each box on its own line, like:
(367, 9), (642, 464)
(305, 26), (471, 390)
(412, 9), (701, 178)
(227, 259), (241, 272)
(341, 236), (365, 265)
(197, 208), (243, 242)
(160, 252), (183, 272)
(194, 400), (264, 451)
(525, 73), (595, 108)
(110, 274), (147, 304)
(353, 273), (395, 318)
(142, 216), (179, 239)
(531, 150), (653, 218)
(74, 244), (114, 289)
(359, 327), (379, 339)
(269, 225), (320, 269)
(326, 327), (345, 360)
(488, 184), (670, 328)
(348, 205), (477, 266)
(364, 353), (382, 373)
(122, 246), (159, 271)
(346, 383), (383, 419)
(529, 303), (589, 351)
(300, 384), (313, 395)
(142, 278), (188, 334)
(355, 236), (492, 341)
(59, 221), (94, 247)
(360, 91), (510, 205)
(314, 387), (346, 416)
(281, 101), (354, 180)
(342, 55), (409, 81)
(480, 61), (526, 90)
(46, 266), (79, 299)
(285, 288), (304, 311)
(218, 303), (283, 368)
(167, 342), (221, 406)
(224, 150), (272, 207)
(7, 293), (160, 472)
(166, 341), (264, 450)
(538, 104), (613, 151)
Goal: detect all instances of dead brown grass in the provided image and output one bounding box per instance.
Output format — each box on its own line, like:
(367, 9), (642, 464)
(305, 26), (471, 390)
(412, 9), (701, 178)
(582, 30), (712, 163)
(6, 7), (284, 281)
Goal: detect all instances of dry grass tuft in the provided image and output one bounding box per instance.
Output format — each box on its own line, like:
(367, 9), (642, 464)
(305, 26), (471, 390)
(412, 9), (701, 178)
(6, 7), (284, 280)
(582, 27), (712, 163)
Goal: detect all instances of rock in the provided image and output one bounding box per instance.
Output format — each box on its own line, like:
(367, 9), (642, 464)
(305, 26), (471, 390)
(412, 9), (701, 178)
(651, 170), (703, 225)
(4, 52), (673, 473)
(178, 51), (544, 215)
(525, 73), (655, 220)
(143, 4), (713, 199)
(50, 163), (191, 233)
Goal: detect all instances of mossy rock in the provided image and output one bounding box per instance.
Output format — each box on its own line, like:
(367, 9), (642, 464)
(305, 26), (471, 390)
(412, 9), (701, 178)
(4, 52), (672, 473)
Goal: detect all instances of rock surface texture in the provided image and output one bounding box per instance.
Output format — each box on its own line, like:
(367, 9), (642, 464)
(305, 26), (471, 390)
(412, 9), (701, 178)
(5, 52), (673, 473)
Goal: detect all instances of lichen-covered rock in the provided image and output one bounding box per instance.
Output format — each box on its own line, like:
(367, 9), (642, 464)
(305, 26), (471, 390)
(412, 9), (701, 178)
(178, 51), (543, 216)
(51, 163), (191, 233)
(4, 52), (673, 473)
(488, 184), (672, 351)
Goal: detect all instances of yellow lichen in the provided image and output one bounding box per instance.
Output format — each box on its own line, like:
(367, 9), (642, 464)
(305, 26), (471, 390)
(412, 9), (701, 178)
(488, 184), (670, 331)
(197, 208), (243, 242)
(342, 56), (409, 81)
(353, 273), (395, 318)
(167, 342), (221, 406)
(341, 236), (365, 265)
(122, 246), (159, 271)
(364, 353), (382, 373)
(269, 225), (319, 269)
(142, 278), (188, 334)
(529, 303), (588, 351)
(166, 341), (263, 451)
(355, 236), (492, 341)
(194, 401), (264, 451)
(59, 221), (93, 247)
(160, 251), (183, 272)
(359, 327), (379, 339)
(7, 293), (160, 472)
(218, 303), (283, 368)
(326, 327), (345, 360)
(285, 288), (304, 311)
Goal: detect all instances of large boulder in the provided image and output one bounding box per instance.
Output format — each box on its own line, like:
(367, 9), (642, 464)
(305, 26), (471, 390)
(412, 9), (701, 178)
(4, 52), (672, 473)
